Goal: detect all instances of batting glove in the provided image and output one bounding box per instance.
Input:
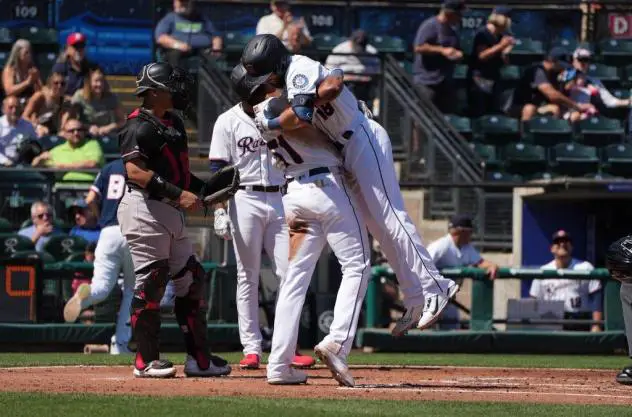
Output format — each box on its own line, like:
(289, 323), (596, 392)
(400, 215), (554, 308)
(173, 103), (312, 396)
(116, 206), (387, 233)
(213, 208), (232, 240)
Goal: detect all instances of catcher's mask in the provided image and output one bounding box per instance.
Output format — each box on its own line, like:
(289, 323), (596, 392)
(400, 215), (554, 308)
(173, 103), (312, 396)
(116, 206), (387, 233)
(135, 62), (194, 112)
(606, 235), (632, 281)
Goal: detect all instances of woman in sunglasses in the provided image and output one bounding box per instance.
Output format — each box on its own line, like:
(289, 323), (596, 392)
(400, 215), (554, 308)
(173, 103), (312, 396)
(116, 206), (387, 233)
(23, 72), (71, 137)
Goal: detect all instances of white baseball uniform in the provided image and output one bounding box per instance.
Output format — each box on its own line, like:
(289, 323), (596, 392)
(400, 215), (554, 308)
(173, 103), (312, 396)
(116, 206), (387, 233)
(210, 103), (289, 357)
(258, 96), (371, 379)
(530, 259), (601, 313)
(283, 55), (454, 307)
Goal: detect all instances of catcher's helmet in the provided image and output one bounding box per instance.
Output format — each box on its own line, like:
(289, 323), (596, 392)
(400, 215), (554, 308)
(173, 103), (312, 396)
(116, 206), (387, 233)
(240, 34), (290, 88)
(135, 62), (194, 111)
(606, 235), (632, 273)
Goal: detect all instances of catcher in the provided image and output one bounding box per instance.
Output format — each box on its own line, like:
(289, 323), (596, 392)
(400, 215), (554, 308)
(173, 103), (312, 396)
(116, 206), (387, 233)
(117, 62), (239, 378)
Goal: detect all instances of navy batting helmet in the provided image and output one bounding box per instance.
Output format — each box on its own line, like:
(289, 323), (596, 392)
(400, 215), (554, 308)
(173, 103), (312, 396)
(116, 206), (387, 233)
(240, 34), (290, 88)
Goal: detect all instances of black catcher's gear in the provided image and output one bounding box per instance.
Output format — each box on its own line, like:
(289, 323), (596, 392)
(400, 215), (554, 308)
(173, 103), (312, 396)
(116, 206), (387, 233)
(606, 235), (632, 283)
(135, 62), (194, 111)
(240, 34), (290, 89)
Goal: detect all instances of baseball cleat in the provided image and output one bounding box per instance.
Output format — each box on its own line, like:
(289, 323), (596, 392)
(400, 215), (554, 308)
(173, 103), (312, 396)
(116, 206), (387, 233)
(268, 368), (308, 385)
(391, 304), (424, 337)
(133, 359), (177, 378)
(417, 283), (460, 331)
(184, 354), (232, 377)
(292, 351), (316, 368)
(239, 353), (261, 369)
(314, 341), (354, 387)
(616, 365), (632, 385)
(63, 283), (91, 323)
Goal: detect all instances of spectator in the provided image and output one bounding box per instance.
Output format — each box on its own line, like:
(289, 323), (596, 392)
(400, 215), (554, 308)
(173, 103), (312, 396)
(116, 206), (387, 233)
(71, 67), (125, 138)
(529, 230), (602, 332)
(52, 32), (96, 98)
(68, 199), (101, 244)
(0, 96), (37, 166)
(31, 118), (104, 182)
(18, 201), (63, 252)
(412, 0), (465, 113)
(154, 0), (223, 68)
(427, 214), (499, 329)
(558, 68), (598, 123)
(23, 72), (70, 137)
(285, 23), (306, 54)
(466, 6), (515, 117)
(256, 0), (312, 49)
(1, 39), (42, 107)
(70, 241), (97, 298)
(506, 47), (595, 122)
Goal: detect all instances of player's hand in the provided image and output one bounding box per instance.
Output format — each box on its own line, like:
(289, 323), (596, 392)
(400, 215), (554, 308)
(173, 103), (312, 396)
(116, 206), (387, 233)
(178, 191), (203, 212)
(254, 112), (278, 133)
(213, 208), (232, 240)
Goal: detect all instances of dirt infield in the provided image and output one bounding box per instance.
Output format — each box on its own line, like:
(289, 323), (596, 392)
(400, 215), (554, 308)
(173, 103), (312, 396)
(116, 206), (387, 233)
(1, 365), (630, 405)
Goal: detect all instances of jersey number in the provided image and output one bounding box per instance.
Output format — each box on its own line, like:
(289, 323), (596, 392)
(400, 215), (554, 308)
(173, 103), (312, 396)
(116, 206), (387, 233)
(570, 297), (582, 309)
(316, 103), (335, 120)
(267, 135), (303, 165)
(106, 174), (125, 200)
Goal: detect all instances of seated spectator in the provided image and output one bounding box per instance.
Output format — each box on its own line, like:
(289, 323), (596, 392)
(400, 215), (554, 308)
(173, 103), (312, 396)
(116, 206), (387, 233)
(427, 215), (499, 329)
(1, 39), (42, 108)
(155, 0), (223, 68)
(558, 68), (598, 123)
(31, 118), (104, 182)
(71, 68), (125, 138)
(529, 230), (602, 332)
(0, 96), (37, 166)
(256, 0), (311, 49)
(506, 47), (595, 122)
(70, 241), (97, 297)
(52, 32), (97, 98)
(467, 6), (515, 118)
(413, 0), (465, 113)
(23, 72), (70, 137)
(68, 199), (101, 244)
(18, 201), (63, 252)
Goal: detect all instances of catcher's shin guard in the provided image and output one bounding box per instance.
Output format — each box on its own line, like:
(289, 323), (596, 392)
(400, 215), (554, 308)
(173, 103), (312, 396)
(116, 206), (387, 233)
(131, 260), (170, 370)
(173, 256), (211, 369)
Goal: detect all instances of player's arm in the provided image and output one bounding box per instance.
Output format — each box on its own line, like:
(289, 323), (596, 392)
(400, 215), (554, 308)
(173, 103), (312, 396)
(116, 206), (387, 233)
(315, 69), (344, 105)
(85, 189), (100, 219)
(209, 160), (229, 210)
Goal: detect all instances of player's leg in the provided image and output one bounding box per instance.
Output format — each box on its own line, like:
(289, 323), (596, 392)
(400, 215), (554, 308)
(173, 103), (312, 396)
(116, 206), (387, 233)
(314, 176), (371, 387)
(618, 282), (632, 384)
(229, 191), (267, 367)
(113, 234), (135, 353)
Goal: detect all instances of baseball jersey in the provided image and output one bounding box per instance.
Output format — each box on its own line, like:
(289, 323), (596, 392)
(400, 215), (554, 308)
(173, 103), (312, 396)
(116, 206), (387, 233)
(427, 233), (482, 269)
(256, 96), (342, 178)
(209, 103), (285, 186)
(90, 159), (126, 228)
(285, 55), (364, 145)
(529, 258), (601, 313)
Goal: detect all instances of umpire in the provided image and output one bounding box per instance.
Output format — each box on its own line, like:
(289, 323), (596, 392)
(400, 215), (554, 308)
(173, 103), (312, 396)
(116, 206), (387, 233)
(605, 235), (632, 385)
(117, 62), (236, 378)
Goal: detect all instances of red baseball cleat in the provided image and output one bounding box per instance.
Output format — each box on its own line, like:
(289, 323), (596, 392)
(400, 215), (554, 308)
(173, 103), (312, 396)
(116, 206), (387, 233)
(239, 353), (260, 369)
(292, 351), (316, 368)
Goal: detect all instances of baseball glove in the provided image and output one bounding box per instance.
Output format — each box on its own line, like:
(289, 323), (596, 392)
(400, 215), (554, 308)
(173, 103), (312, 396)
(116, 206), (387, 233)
(606, 235), (632, 283)
(202, 165), (240, 206)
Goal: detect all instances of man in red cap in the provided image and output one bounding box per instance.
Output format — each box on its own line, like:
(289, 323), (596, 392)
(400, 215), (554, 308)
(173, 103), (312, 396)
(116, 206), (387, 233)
(53, 32), (97, 99)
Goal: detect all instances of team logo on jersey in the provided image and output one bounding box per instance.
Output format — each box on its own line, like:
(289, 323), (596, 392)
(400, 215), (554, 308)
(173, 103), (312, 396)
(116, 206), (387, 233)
(292, 74), (308, 90)
(237, 136), (266, 156)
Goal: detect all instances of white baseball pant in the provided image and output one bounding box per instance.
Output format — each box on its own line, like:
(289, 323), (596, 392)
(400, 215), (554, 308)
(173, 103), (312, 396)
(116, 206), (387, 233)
(267, 170), (370, 377)
(80, 225), (135, 345)
(344, 119), (453, 307)
(229, 190), (289, 357)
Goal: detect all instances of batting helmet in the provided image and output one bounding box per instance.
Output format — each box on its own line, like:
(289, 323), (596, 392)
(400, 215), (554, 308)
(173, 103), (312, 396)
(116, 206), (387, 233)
(135, 62), (194, 111)
(230, 63), (258, 102)
(606, 235), (632, 283)
(240, 34), (290, 88)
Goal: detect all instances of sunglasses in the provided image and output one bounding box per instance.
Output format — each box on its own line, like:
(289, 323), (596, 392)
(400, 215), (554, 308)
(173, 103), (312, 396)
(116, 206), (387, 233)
(53, 80), (66, 86)
(73, 43), (86, 50)
(66, 128), (84, 133)
(553, 238), (571, 244)
(35, 212), (52, 219)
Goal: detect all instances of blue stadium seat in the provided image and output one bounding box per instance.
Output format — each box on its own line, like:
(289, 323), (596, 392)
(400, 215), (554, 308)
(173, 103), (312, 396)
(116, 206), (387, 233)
(453, 64), (468, 84)
(35, 52), (58, 78)
(599, 38), (632, 68)
(500, 65), (521, 84)
(98, 136), (119, 158)
(469, 143), (502, 171)
(507, 38), (545, 66)
(445, 114), (472, 140)
(524, 116), (573, 147)
(503, 142), (547, 176)
(370, 35), (405, 53)
(473, 115), (521, 145)
(550, 142), (600, 177)
(601, 143), (632, 178)
(578, 116), (624, 147)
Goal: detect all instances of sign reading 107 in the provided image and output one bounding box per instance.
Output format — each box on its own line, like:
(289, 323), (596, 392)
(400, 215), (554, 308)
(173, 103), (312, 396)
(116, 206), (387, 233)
(461, 16), (485, 30)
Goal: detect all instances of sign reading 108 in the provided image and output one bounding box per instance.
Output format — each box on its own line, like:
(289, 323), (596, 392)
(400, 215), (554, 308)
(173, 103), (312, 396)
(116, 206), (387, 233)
(311, 15), (334, 27)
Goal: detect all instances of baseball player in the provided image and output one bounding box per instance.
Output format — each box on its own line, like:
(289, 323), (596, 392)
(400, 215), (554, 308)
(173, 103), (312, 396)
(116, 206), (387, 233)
(117, 62), (236, 378)
(247, 88), (370, 387)
(239, 35), (458, 335)
(63, 159), (135, 355)
(208, 64), (314, 370)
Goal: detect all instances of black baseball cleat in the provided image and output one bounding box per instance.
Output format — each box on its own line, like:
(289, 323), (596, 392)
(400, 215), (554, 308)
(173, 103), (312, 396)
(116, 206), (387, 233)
(133, 359), (177, 378)
(616, 365), (632, 385)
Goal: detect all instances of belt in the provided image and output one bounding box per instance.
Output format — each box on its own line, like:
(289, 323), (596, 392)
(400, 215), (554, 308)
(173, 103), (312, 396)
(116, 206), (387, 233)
(287, 167), (332, 183)
(238, 185), (281, 192)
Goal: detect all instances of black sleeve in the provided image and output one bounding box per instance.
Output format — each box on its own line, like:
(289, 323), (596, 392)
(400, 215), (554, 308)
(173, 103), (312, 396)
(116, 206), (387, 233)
(188, 173), (206, 194)
(118, 120), (162, 163)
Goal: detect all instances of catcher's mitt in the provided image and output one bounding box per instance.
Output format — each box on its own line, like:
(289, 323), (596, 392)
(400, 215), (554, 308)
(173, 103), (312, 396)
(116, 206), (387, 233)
(202, 165), (240, 206)
(606, 235), (632, 283)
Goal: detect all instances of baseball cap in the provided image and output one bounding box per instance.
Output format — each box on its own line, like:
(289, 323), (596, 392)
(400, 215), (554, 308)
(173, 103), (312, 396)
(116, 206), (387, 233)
(442, 0), (467, 13)
(552, 230), (572, 243)
(66, 32), (87, 47)
(573, 47), (593, 62)
(546, 46), (568, 62)
(67, 199), (87, 211)
(448, 214), (474, 230)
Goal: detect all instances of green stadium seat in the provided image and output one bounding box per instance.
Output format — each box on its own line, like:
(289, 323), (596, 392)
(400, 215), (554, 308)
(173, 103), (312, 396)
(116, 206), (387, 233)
(98, 136), (119, 156)
(550, 142), (600, 177)
(312, 33), (343, 52)
(525, 172), (559, 181)
(0, 217), (13, 232)
(453, 64), (468, 82)
(41, 235), (88, 262)
(38, 135), (65, 151)
(550, 38), (578, 54)
(398, 60), (412, 74)
(524, 116), (573, 147)
(485, 170), (523, 182)
(460, 34), (474, 58)
(444, 114), (472, 139)
(10, 250), (55, 263)
(599, 38), (632, 68)
(601, 143), (632, 178)
(578, 116), (624, 147)
(469, 143), (502, 171)
(503, 142), (547, 175)
(473, 115), (521, 145)
(454, 87), (468, 116)
(370, 35), (405, 53)
(500, 65), (521, 82)
(0, 234), (35, 258)
(223, 32), (252, 52)
(586, 63), (620, 89)
(507, 38), (545, 66)
(583, 172), (619, 180)
(35, 52), (58, 78)
(16, 27), (58, 47)
(65, 251), (87, 262)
